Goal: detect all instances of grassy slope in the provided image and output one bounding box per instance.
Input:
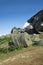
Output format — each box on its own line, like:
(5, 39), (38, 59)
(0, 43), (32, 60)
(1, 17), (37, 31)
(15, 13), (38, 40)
(0, 46), (43, 65)
(0, 35), (12, 45)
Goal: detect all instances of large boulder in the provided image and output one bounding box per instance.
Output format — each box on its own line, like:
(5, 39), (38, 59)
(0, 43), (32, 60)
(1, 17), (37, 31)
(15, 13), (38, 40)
(11, 32), (33, 48)
(25, 25), (34, 34)
(11, 27), (19, 34)
(27, 10), (43, 33)
(34, 39), (43, 46)
(31, 34), (40, 42)
(11, 27), (25, 34)
(39, 33), (43, 39)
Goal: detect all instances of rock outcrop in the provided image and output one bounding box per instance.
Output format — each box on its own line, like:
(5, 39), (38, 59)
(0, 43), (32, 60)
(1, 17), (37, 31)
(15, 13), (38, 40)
(0, 10), (43, 50)
(11, 32), (33, 48)
(27, 10), (43, 33)
(10, 10), (43, 47)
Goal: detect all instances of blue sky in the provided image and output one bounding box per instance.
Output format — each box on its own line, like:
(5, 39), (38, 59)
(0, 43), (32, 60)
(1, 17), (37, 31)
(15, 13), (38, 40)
(0, 0), (43, 35)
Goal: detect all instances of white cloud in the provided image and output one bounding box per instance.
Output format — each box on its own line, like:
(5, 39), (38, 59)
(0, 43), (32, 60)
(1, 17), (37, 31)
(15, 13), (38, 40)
(0, 34), (1, 36)
(0, 34), (6, 37)
(23, 22), (30, 28)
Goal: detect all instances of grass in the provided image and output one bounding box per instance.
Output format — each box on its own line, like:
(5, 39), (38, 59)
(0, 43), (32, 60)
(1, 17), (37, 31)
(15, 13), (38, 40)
(0, 45), (23, 61)
(0, 35), (12, 45)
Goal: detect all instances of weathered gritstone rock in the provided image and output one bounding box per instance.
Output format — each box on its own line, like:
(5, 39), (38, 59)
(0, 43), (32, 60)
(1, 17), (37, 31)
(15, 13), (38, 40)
(11, 32), (33, 48)
(25, 25), (34, 34)
(30, 34), (43, 45)
(35, 39), (43, 46)
(27, 10), (43, 33)
(31, 34), (40, 42)
(39, 33), (43, 39)
(11, 27), (25, 34)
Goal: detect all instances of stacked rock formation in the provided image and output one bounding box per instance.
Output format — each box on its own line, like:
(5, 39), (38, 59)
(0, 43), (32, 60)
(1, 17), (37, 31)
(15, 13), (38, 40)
(0, 10), (43, 51)
(10, 10), (43, 47)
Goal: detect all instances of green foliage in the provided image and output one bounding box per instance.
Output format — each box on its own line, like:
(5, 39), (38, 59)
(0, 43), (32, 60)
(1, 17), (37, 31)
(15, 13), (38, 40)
(0, 46), (23, 54)
(0, 35), (12, 45)
(0, 48), (8, 53)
